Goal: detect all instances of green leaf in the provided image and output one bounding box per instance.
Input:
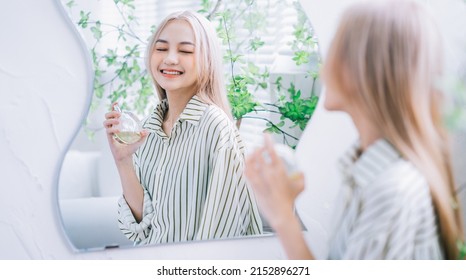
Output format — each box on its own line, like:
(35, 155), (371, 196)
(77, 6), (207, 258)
(200, 0), (212, 12)
(227, 77), (258, 119)
(84, 127), (95, 140)
(275, 82), (319, 130)
(90, 22), (102, 40)
(288, 83), (296, 96)
(264, 126), (280, 134)
(259, 82), (267, 89)
(274, 77), (283, 92)
(292, 50), (310, 65)
(78, 11), (91, 28)
(94, 67), (104, 79)
(94, 84), (104, 99)
(105, 49), (117, 66)
(247, 62), (259, 75)
(119, 0), (135, 9)
(117, 25), (126, 41)
(249, 37), (265, 51)
(66, 1), (75, 9)
(457, 240), (466, 259)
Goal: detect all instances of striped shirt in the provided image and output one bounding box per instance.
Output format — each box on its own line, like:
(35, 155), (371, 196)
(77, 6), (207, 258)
(117, 95), (263, 245)
(328, 139), (444, 259)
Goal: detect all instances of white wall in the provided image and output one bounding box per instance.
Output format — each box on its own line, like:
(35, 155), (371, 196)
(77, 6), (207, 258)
(0, 0), (354, 259)
(0, 0), (464, 260)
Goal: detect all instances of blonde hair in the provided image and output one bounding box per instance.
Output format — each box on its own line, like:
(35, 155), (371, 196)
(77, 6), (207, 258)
(324, 0), (464, 259)
(146, 11), (232, 120)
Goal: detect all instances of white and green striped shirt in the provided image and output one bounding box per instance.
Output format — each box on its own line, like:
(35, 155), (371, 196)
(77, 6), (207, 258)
(118, 95), (263, 245)
(329, 139), (444, 259)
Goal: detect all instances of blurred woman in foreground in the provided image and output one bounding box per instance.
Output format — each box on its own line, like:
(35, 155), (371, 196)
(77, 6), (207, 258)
(245, 0), (464, 259)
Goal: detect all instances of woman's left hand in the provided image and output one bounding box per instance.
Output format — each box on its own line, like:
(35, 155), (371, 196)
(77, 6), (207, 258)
(245, 134), (305, 230)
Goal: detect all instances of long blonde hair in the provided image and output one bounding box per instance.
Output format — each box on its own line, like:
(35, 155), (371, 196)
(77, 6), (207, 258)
(146, 11), (233, 120)
(324, 0), (464, 259)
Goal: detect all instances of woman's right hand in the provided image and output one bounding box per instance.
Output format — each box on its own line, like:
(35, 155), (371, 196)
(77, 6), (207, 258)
(103, 102), (149, 164)
(245, 134), (305, 230)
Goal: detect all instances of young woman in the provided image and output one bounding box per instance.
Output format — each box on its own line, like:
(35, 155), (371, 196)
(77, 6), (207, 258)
(104, 11), (263, 245)
(245, 0), (464, 259)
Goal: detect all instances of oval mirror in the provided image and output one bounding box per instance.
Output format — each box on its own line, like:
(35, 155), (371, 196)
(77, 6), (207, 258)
(58, 0), (322, 251)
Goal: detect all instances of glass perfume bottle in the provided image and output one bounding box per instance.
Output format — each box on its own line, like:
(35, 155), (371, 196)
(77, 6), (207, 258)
(112, 104), (142, 145)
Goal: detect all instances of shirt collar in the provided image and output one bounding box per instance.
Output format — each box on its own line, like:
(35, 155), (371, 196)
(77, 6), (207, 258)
(178, 95), (208, 125)
(338, 139), (401, 189)
(143, 95), (208, 135)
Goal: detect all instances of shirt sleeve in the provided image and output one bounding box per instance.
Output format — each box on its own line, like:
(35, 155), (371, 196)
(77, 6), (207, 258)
(195, 130), (263, 240)
(117, 151), (155, 244)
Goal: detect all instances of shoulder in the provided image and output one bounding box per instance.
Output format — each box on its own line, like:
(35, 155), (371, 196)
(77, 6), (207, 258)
(199, 105), (236, 134)
(203, 104), (231, 123)
(368, 159), (431, 209)
(366, 160), (440, 257)
(199, 105), (244, 152)
(378, 159), (427, 191)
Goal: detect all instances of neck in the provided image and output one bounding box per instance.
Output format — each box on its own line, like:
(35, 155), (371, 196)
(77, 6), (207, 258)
(164, 90), (196, 124)
(349, 109), (383, 151)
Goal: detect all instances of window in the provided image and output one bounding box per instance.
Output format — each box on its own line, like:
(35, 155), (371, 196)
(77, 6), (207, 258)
(65, 0), (320, 149)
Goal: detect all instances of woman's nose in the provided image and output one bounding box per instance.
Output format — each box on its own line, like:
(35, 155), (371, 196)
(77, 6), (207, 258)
(164, 50), (178, 65)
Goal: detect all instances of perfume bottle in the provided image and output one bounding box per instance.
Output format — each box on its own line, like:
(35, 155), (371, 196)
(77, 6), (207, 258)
(112, 104), (142, 145)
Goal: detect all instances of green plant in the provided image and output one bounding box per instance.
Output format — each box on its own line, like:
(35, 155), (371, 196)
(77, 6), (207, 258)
(443, 75), (466, 131)
(65, 0), (155, 138)
(64, 0), (321, 146)
(458, 239), (466, 260)
(200, 0), (321, 146)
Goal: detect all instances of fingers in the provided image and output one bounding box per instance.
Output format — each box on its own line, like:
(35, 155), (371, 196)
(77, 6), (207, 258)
(245, 149), (262, 179)
(256, 146), (268, 168)
(135, 129), (149, 144)
(103, 118), (120, 138)
(139, 129), (149, 138)
(110, 101), (119, 109)
(246, 139), (306, 197)
(105, 127), (120, 135)
(106, 130), (118, 143)
(263, 134), (279, 164)
(245, 149), (267, 192)
(290, 172), (305, 198)
(263, 134), (287, 171)
(103, 118), (119, 128)
(105, 110), (120, 120)
(103, 106), (121, 133)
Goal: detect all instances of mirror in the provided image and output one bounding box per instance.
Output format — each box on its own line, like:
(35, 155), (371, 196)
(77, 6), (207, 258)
(58, 0), (321, 251)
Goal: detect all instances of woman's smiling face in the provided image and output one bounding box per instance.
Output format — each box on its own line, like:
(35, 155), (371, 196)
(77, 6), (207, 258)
(150, 19), (198, 97)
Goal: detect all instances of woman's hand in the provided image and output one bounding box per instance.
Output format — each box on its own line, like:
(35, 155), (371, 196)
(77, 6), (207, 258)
(246, 135), (313, 259)
(245, 134), (305, 230)
(103, 102), (149, 165)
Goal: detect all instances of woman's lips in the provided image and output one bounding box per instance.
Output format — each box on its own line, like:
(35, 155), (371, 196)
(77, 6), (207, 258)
(160, 69), (183, 77)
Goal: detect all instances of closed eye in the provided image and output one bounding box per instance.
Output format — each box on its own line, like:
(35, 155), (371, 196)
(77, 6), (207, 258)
(155, 48), (167, 52)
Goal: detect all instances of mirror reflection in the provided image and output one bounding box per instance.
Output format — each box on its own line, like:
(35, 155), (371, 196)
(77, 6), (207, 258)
(59, 0), (321, 251)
